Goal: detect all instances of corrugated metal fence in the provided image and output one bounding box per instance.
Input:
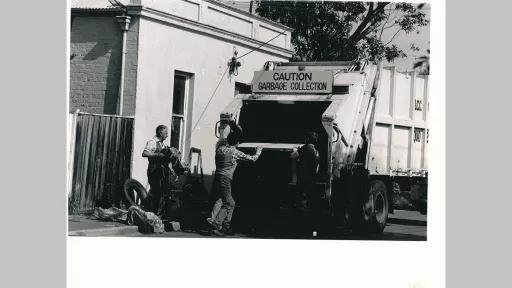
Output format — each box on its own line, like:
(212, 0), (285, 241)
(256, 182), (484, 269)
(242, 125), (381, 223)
(68, 112), (134, 214)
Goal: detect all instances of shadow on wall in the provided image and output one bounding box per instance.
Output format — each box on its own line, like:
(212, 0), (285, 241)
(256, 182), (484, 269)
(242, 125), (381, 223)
(70, 16), (123, 115)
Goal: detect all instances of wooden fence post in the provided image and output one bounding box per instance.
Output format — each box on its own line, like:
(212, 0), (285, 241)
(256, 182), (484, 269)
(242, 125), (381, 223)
(67, 109), (79, 197)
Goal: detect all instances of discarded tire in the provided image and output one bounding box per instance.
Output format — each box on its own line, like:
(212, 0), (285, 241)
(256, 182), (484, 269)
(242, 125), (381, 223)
(124, 179), (148, 206)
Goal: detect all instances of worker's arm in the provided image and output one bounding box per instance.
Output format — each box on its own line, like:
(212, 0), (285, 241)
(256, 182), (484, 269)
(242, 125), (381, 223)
(229, 120), (243, 137)
(233, 147), (263, 162)
(166, 147), (190, 175)
(313, 146), (320, 174)
(142, 140), (166, 159)
(142, 150), (166, 158)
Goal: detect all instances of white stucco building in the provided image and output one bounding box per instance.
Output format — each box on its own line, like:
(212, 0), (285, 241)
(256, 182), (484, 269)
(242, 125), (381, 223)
(69, 0), (293, 196)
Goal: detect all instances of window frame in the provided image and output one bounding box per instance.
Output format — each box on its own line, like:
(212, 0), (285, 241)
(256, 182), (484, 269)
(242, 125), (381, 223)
(171, 71), (192, 154)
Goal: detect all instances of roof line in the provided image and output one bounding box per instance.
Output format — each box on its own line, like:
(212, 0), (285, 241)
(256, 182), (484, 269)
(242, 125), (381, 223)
(204, 0), (293, 31)
(133, 6), (293, 58)
(71, 7), (124, 13)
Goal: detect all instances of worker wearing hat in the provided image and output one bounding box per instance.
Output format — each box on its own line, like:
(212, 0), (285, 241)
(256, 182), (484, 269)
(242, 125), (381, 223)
(208, 120), (262, 236)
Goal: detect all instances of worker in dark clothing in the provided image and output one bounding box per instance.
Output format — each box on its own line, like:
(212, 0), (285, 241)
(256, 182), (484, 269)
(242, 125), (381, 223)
(142, 125), (187, 216)
(208, 121), (262, 236)
(296, 132), (320, 236)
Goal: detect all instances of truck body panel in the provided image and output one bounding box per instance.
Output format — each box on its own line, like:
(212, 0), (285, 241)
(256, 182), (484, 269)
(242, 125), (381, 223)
(368, 67), (429, 177)
(217, 61), (429, 232)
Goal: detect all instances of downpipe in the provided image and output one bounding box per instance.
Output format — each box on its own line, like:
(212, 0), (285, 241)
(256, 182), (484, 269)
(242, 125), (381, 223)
(116, 15), (131, 115)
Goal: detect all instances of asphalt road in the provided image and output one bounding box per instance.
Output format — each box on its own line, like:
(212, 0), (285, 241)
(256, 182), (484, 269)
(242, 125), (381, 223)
(122, 209), (427, 241)
(69, 209), (426, 240)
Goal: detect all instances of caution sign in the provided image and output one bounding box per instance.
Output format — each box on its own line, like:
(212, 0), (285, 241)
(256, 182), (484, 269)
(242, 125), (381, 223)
(252, 71), (333, 94)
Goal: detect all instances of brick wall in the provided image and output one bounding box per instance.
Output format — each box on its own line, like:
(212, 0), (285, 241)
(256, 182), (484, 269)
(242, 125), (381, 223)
(70, 15), (123, 114)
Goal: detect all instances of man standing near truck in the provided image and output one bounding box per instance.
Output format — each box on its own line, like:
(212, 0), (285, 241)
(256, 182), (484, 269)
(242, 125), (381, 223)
(142, 125), (186, 216)
(209, 121), (263, 236)
(296, 132), (320, 236)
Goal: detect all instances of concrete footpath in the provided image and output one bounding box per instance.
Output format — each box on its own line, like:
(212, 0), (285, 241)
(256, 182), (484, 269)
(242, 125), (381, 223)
(68, 215), (138, 237)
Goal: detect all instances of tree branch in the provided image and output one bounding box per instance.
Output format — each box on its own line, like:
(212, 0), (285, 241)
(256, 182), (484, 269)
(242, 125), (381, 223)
(349, 2), (389, 44)
(379, 9), (392, 40)
(348, 3), (375, 43)
(384, 29), (402, 46)
(385, 15), (404, 29)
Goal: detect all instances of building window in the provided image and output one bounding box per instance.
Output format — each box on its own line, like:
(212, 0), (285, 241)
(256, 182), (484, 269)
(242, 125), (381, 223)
(171, 72), (192, 151)
(235, 82), (252, 96)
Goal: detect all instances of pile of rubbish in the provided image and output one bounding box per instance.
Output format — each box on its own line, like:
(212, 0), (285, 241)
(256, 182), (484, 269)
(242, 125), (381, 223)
(93, 206), (127, 222)
(126, 206), (165, 233)
(89, 147), (212, 234)
(92, 205), (165, 234)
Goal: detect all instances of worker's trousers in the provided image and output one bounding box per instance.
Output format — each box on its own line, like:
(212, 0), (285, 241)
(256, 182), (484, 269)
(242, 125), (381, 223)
(211, 174), (235, 227)
(147, 165), (170, 216)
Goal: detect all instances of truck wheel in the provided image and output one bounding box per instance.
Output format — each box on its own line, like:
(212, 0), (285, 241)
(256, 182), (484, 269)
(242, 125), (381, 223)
(362, 180), (389, 233)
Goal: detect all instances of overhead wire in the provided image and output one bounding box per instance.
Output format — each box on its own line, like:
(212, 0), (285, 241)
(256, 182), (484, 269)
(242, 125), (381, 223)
(191, 66), (230, 132)
(191, 27), (291, 133)
(235, 27), (291, 60)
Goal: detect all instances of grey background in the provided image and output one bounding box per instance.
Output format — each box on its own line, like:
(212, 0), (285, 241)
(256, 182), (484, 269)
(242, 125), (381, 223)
(1, 1), (67, 288)
(2, 0), (512, 287)
(447, 0), (512, 287)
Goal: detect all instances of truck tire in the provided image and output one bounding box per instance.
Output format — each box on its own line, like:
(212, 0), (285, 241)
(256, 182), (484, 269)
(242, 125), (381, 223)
(362, 180), (389, 233)
(124, 179), (148, 207)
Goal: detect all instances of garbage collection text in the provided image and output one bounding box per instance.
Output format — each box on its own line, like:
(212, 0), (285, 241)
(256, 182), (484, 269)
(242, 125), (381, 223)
(252, 71), (333, 94)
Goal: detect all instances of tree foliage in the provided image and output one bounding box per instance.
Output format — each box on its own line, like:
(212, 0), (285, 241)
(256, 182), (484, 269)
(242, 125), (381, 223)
(414, 49), (430, 75)
(256, 1), (429, 63)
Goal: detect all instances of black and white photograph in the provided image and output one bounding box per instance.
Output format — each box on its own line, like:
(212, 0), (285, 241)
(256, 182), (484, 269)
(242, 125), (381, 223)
(67, 0), (431, 241)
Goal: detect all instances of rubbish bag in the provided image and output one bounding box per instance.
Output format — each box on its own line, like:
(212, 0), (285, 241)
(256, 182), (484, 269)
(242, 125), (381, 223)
(126, 205), (164, 234)
(93, 207), (128, 222)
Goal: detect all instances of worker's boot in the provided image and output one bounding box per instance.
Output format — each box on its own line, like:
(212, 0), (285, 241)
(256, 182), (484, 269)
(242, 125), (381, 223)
(209, 222), (224, 237)
(222, 223), (234, 236)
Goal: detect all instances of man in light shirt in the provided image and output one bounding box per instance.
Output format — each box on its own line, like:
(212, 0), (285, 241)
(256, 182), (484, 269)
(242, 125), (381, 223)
(142, 125), (186, 216)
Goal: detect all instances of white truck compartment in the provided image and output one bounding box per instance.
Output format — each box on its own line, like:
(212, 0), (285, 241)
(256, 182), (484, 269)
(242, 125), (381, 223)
(368, 67), (429, 177)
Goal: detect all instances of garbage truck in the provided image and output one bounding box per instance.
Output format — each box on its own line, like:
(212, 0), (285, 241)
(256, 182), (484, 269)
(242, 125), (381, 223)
(216, 61), (429, 234)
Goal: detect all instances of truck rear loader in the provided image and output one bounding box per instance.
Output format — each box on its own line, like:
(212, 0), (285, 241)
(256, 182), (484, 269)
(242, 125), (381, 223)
(217, 61), (429, 234)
